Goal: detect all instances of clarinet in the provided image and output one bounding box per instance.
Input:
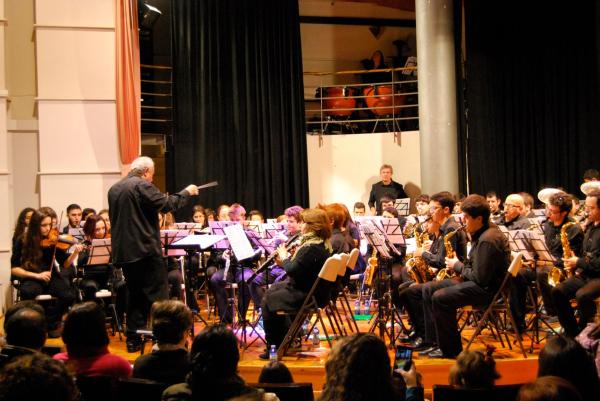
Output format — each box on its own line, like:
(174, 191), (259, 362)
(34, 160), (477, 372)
(245, 233), (301, 284)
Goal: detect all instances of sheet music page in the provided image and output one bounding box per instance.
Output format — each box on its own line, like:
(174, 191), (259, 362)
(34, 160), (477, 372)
(224, 224), (255, 261)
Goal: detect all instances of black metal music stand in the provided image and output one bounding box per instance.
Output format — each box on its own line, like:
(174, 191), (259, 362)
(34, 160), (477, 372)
(170, 234), (226, 335)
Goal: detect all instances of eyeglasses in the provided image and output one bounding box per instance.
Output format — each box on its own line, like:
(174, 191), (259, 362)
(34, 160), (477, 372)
(429, 206), (441, 212)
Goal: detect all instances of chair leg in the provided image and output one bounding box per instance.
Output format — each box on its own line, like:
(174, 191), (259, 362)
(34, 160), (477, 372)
(341, 291), (359, 333)
(316, 309), (333, 348)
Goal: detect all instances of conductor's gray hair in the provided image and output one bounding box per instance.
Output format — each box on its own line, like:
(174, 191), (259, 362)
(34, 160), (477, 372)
(130, 156), (154, 174)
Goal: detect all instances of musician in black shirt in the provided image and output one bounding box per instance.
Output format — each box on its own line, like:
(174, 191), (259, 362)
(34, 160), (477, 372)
(552, 189), (600, 337)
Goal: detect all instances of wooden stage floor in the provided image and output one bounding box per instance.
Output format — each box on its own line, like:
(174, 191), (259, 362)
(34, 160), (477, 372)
(46, 303), (547, 395)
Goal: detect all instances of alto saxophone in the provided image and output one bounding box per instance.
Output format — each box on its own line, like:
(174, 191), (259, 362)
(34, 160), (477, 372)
(549, 222), (576, 287)
(406, 219), (433, 283)
(363, 249), (378, 287)
(436, 224), (465, 281)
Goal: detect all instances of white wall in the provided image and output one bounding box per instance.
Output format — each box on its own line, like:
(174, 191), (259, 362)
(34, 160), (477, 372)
(35, 0), (121, 227)
(306, 131), (422, 211)
(0, 0), (10, 313)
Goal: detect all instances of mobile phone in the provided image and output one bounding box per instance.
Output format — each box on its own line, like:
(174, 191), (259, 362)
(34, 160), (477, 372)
(394, 345), (413, 370)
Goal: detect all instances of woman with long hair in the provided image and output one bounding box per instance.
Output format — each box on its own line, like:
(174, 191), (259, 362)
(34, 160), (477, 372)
(260, 208), (332, 357)
(10, 209), (82, 334)
(12, 207), (35, 249)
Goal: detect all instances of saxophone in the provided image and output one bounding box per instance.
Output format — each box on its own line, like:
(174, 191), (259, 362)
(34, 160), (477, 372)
(363, 249), (378, 287)
(436, 224), (465, 281)
(406, 219), (433, 283)
(549, 222), (576, 287)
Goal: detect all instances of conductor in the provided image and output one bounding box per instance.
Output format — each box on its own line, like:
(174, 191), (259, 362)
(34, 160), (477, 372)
(108, 156), (199, 352)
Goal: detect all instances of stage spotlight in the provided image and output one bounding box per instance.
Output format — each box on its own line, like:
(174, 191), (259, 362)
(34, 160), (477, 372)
(139, 2), (162, 30)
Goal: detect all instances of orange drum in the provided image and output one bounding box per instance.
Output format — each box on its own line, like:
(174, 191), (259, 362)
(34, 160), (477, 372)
(364, 85), (406, 116)
(322, 86), (356, 117)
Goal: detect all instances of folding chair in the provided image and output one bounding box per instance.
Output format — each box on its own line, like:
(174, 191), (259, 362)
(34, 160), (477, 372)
(277, 255), (343, 359)
(464, 252), (527, 358)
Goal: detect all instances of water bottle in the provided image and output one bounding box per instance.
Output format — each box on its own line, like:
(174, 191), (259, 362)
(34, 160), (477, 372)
(301, 320), (309, 337)
(269, 345), (277, 361)
(364, 299), (371, 314)
(354, 299), (361, 315)
(312, 327), (320, 347)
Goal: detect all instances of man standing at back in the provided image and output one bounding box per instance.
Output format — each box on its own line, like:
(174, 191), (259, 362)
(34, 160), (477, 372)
(108, 156), (199, 352)
(368, 164), (408, 215)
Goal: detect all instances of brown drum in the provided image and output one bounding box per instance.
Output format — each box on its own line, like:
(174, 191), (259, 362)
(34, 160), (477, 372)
(322, 86), (356, 117)
(364, 85), (406, 116)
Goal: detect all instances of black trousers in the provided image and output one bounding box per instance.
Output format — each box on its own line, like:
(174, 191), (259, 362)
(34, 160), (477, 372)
(551, 275), (600, 337)
(398, 283), (426, 339)
(249, 266), (286, 312)
(510, 266), (555, 331)
(424, 279), (493, 357)
(19, 270), (76, 329)
(209, 266), (254, 324)
(120, 254), (168, 340)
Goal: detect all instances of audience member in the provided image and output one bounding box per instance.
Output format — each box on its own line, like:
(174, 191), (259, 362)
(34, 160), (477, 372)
(518, 376), (582, 401)
(448, 347), (500, 389)
(319, 333), (423, 401)
(133, 300), (192, 385)
(258, 361), (294, 384)
(163, 325), (269, 401)
(53, 302), (132, 378)
(538, 335), (600, 401)
(0, 353), (79, 401)
(1, 302), (46, 366)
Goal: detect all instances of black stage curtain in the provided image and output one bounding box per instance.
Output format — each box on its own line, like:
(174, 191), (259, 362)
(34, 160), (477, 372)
(170, 0), (307, 218)
(456, 0), (600, 198)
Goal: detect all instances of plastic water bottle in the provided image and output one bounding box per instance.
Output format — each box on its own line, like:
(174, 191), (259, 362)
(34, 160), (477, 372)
(364, 299), (371, 314)
(301, 320), (309, 337)
(269, 345), (277, 361)
(354, 299), (361, 315)
(312, 327), (320, 347)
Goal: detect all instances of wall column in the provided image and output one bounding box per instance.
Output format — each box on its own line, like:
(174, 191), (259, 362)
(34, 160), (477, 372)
(416, 0), (459, 194)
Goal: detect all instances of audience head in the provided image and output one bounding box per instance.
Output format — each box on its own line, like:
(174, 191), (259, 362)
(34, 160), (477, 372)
(258, 361), (294, 384)
(61, 302), (109, 353)
(0, 353), (79, 401)
(321, 333), (394, 401)
(189, 325), (240, 392)
(461, 194), (490, 233)
(300, 208), (332, 240)
(4, 302), (46, 350)
(518, 376), (582, 401)
(151, 300), (193, 346)
(448, 348), (500, 389)
(353, 202), (366, 216)
(538, 335), (600, 401)
(82, 214), (107, 240)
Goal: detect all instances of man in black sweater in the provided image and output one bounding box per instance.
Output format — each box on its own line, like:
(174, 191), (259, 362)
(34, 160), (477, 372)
(368, 164), (408, 215)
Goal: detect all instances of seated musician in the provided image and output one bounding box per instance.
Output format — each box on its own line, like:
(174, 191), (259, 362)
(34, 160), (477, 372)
(191, 204), (208, 229)
(97, 209), (111, 235)
(11, 209), (82, 336)
(159, 212), (187, 302)
(260, 208), (332, 358)
(248, 210), (264, 223)
(353, 202), (366, 217)
(404, 194), (430, 236)
(421, 194), (510, 358)
(552, 189), (600, 337)
(519, 192), (536, 218)
(216, 204), (231, 221)
(12, 207), (35, 251)
(209, 203), (257, 324)
(512, 193), (583, 332)
(322, 203), (353, 255)
(501, 194), (531, 230)
(398, 191), (467, 350)
(486, 191), (503, 224)
(61, 204), (82, 234)
(76, 215), (127, 318)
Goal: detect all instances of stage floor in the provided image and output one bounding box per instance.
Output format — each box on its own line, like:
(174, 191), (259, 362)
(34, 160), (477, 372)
(46, 304), (546, 395)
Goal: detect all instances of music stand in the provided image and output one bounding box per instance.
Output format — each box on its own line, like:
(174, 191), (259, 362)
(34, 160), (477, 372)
(209, 221), (238, 249)
(359, 220), (403, 347)
(170, 234), (226, 334)
(511, 229), (559, 349)
(393, 198), (411, 217)
(68, 227), (85, 242)
(173, 222), (203, 234)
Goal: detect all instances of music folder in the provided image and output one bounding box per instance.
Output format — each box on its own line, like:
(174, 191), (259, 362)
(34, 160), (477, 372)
(170, 234), (227, 251)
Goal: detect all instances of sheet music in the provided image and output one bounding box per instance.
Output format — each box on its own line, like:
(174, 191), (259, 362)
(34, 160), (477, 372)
(224, 224), (256, 261)
(513, 229), (556, 263)
(246, 221), (265, 237)
(381, 217), (406, 246)
(393, 198), (411, 217)
(209, 221), (238, 249)
(68, 227), (85, 241)
(171, 234), (226, 250)
(87, 238), (112, 265)
(173, 222), (203, 233)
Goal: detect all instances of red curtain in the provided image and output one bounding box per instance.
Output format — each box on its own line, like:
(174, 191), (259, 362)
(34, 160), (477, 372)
(115, 0), (141, 169)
